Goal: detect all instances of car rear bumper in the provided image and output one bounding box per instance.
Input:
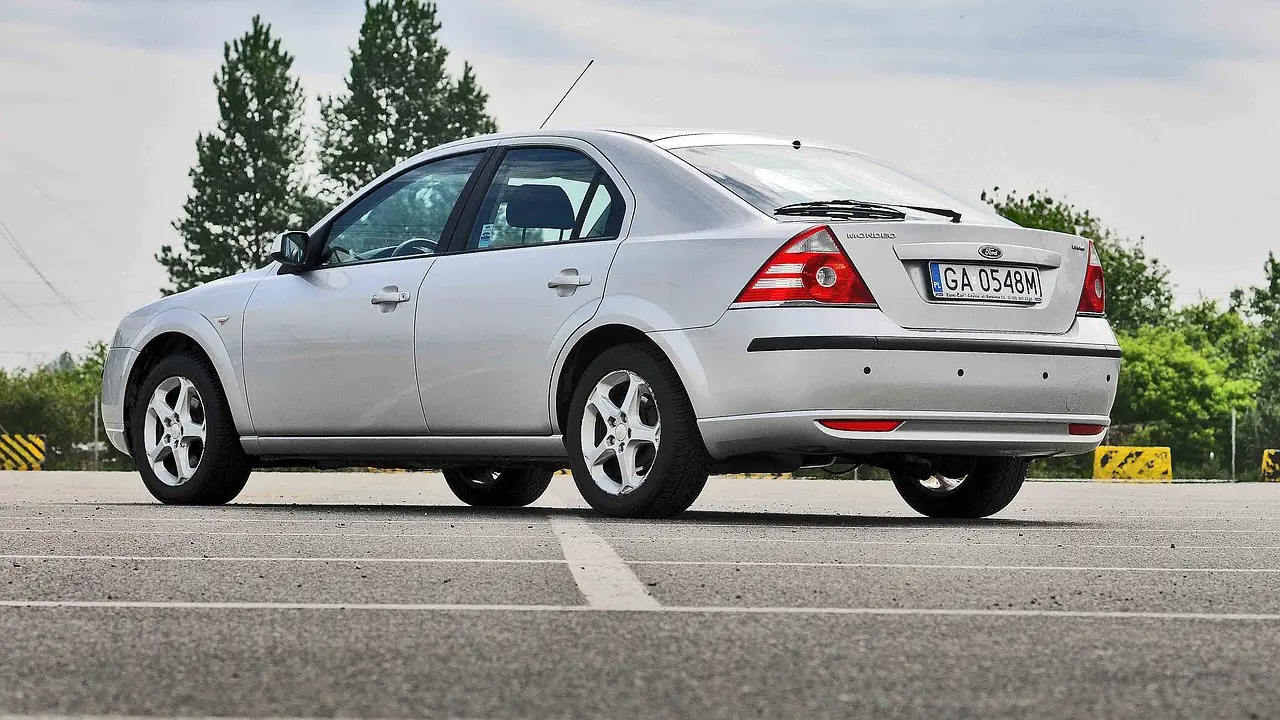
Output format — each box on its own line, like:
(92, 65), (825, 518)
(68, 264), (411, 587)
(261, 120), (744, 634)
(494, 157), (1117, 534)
(651, 307), (1120, 460)
(698, 410), (1110, 459)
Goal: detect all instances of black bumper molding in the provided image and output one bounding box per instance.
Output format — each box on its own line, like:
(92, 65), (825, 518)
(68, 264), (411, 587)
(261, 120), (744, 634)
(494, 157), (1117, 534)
(746, 335), (1122, 358)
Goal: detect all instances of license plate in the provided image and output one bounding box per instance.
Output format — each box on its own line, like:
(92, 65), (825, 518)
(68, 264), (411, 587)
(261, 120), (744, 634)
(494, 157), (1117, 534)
(928, 262), (1043, 303)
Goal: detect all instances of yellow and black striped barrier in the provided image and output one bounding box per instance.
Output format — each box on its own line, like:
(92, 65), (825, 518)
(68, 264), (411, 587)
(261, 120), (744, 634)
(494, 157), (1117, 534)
(1263, 450), (1279, 482)
(0, 434), (46, 471)
(1093, 445), (1172, 482)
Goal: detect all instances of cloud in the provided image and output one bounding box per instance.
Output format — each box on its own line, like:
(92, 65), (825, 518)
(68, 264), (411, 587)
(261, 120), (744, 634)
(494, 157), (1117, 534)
(0, 0), (1277, 362)
(472, 0), (1265, 82)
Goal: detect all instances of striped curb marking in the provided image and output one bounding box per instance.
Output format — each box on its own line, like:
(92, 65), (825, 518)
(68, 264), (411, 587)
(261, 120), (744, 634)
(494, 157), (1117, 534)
(0, 434), (45, 471)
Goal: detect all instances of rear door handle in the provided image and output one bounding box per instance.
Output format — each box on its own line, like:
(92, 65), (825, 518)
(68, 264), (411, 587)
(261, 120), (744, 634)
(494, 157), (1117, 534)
(548, 269), (592, 289)
(370, 290), (411, 305)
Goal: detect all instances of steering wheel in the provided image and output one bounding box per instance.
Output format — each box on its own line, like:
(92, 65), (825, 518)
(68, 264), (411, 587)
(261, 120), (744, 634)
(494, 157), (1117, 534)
(391, 237), (438, 257)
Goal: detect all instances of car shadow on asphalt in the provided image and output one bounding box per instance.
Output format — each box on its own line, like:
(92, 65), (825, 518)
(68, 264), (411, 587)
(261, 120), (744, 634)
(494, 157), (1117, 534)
(83, 502), (1097, 529)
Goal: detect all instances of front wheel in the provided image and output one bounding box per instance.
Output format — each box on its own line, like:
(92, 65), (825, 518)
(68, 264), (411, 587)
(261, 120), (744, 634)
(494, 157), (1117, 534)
(129, 352), (251, 505)
(566, 342), (712, 518)
(890, 457), (1027, 518)
(443, 467), (554, 507)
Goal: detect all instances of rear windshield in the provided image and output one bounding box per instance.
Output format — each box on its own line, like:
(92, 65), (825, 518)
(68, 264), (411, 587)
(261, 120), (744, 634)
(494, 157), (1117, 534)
(670, 143), (1009, 225)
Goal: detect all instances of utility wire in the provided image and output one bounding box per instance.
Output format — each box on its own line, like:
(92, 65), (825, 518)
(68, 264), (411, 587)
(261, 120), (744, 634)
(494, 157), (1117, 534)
(0, 208), (84, 318)
(0, 289), (36, 323)
(0, 148), (96, 237)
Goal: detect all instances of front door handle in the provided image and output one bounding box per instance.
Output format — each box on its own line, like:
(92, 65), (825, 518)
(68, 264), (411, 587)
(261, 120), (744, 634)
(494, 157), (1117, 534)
(370, 290), (411, 305)
(548, 269), (592, 289)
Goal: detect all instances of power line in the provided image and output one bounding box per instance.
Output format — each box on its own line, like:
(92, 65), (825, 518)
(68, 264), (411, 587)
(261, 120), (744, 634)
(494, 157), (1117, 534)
(0, 289), (35, 323)
(0, 208), (85, 318)
(0, 147), (96, 237)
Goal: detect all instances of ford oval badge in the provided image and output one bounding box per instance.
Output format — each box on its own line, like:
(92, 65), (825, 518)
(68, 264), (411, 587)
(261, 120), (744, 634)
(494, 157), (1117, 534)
(978, 245), (1003, 260)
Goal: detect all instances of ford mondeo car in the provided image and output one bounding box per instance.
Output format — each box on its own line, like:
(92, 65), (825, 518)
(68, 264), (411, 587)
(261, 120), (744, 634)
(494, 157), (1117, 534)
(101, 129), (1120, 518)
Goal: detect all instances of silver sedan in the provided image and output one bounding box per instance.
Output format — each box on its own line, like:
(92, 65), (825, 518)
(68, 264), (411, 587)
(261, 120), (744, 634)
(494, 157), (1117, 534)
(101, 129), (1119, 518)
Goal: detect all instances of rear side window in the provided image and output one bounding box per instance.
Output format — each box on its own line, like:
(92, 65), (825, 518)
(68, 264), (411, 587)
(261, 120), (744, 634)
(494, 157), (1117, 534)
(464, 147), (624, 250)
(670, 144), (1009, 225)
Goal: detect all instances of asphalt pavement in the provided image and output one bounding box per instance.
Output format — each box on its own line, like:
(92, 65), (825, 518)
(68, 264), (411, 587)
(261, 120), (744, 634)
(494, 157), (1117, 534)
(1, 471), (1278, 719)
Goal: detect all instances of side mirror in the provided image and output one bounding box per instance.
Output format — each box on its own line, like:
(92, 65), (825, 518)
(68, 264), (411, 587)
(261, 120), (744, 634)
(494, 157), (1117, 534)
(270, 231), (309, 270)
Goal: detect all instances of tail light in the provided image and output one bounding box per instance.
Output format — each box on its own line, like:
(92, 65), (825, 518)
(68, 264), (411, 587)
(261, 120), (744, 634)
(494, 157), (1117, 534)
(819, 420), (902, 432)
(1076, 240), (1105, 316)
(1068, 423), (1107, 436)
(735, 226), (876, 306)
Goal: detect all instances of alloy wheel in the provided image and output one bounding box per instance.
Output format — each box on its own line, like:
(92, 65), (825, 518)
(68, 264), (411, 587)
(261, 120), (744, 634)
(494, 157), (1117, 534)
(142, 376), (206, 486)
(578, 370), (661, 496)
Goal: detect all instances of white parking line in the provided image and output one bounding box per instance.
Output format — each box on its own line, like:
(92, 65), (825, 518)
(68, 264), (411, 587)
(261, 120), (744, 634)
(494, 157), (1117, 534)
(2, 599), (1279, 621)
(0, 529), (543, 539)
(601, 536), (1280, 549)
(0, 554), (562, 564)
(548, 514), (660, 610)
(0, 516), (547, 526)
(627, 560), (1280, 572)
(4, 528), (1278, 551)
(4, 555), (1276, 573)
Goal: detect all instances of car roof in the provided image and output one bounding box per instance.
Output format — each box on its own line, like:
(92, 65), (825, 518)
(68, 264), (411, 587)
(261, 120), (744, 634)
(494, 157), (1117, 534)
(425, 127), (808, 154)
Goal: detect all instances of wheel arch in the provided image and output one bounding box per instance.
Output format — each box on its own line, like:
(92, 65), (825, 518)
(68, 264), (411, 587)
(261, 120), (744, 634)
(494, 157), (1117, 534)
(552, 322), (709, 435)
(123, 312), (251, 450)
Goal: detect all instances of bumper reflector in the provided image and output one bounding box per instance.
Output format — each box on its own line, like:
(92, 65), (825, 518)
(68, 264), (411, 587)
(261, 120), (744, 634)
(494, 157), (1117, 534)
(1068, 423), (1107, 436)
(819, 420), (903, 432)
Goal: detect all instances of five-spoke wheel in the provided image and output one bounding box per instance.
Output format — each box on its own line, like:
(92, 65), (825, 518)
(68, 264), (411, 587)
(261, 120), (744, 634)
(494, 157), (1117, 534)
(142, 376), (207, 486)
(130, 352), (251, 505)
(579, 369), (662, 496)
(567, 342), (711, 518)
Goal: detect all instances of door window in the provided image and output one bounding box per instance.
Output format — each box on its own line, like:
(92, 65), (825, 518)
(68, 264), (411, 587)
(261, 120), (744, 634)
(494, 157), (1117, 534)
(320, 152), (483, 267)
(463, 147), (623, 250)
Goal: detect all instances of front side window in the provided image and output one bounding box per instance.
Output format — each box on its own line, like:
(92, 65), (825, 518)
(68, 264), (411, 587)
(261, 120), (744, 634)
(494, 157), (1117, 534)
(464, 147), (623, 251)
(670, 144), (1010, 225)
(320, 152), (482, 267)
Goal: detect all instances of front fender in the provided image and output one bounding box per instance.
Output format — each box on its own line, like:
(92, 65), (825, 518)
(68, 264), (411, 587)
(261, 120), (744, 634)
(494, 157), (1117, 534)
(125, 308), (253, 436)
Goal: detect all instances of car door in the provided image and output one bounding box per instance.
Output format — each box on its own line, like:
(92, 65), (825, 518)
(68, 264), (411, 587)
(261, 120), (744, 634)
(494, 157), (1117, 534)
(241, 150), (486, 436)
(415, 142), (629, 435)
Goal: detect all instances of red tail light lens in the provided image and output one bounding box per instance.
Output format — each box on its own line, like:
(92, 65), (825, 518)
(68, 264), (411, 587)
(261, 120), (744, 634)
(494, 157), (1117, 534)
(1076, 240), (1106, 316)
(1068, 423), (1107, 436)
(818, 420), (902, 432)
(736, 226), (876, 306)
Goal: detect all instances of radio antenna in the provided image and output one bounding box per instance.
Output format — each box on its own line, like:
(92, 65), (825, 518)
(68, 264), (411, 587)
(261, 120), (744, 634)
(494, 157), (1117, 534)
(539, 59), (594, 130)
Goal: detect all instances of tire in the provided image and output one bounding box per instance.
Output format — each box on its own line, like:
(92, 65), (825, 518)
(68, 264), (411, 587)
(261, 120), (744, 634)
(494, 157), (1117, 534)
(129, 352), (251, 505)
(566, 342), (712, 518)
(443, 467), (554, 507)
(890, 457), (1027, 518)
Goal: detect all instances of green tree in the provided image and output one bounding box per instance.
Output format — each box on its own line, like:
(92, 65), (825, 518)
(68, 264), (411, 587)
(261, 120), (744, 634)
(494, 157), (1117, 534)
(0, 343), (131, 471)
(319, 0), (498, 198)
(157, 16), (317, 294)
(982, 189), (1174, 334)
(1230, 252), (1280, 472)
(1111, 326), (1258, 474)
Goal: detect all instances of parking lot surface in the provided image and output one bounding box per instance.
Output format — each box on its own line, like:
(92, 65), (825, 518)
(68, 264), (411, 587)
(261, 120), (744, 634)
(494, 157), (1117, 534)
(1, 471), (1278, 719)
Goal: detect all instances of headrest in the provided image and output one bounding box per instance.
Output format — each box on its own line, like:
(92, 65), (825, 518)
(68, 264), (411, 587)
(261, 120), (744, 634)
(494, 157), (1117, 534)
(505, 184), (576, 230)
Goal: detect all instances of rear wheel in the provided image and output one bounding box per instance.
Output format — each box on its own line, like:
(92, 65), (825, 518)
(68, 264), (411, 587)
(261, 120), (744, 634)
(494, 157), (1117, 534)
(890, 457), (1027, 518)
(443, 467), (554, 507)
(129, 352), (251, 505)
(566, 342), (712, 518)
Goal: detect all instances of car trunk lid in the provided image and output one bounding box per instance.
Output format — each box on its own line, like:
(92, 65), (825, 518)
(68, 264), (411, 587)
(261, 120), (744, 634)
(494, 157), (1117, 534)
(828, 221), (1089, 334)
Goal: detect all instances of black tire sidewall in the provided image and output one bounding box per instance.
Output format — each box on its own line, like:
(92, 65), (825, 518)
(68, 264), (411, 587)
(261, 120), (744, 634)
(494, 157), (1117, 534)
(443, 467), (553, 507)
(566, 345), (698, 517)
(891, 457), (1027, 518)
(129, 353), (243, 504)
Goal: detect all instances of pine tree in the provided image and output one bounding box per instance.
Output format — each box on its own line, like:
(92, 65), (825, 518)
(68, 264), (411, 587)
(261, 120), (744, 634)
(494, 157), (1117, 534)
(319, 0), (498, 198)
(158, 16), (315, 294)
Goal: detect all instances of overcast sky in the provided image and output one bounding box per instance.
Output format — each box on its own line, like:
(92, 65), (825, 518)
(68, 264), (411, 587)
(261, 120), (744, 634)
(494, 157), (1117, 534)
(1, 0), (1277, 365)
